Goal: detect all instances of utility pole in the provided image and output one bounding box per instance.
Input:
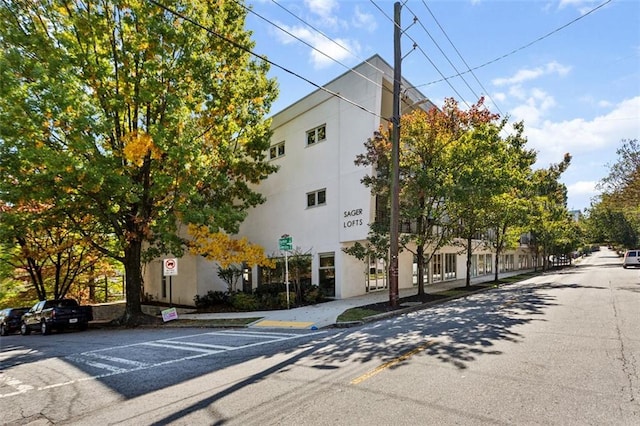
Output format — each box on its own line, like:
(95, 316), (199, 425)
(389, 1), (401, 308)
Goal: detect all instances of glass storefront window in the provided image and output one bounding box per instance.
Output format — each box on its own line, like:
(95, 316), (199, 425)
(319, 253), (335, 297)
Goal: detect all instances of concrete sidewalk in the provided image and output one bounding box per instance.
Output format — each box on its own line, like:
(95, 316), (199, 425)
(179, 270), (535, 330)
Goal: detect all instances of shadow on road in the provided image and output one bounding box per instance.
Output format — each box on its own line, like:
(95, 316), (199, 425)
(308, 282), (566, 371)
(2, 276), (611, 425)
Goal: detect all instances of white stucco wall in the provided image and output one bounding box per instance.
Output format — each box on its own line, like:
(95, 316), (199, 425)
(142, 55), (533, 305)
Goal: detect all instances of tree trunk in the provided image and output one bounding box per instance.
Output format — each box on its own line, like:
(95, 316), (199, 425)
(466, 235), (472, 287)
(417, 244), (425, 296)
(493, 227), (502, 284)
(122, 239), (143, 324)
(89, 266), (96, 301)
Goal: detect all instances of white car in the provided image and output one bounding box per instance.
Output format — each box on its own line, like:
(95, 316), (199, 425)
(622, 250), (640, 268)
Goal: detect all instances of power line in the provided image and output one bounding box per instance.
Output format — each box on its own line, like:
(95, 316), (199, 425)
(146, 0), (383, 120)
(419, 0), (504, 116)
(404, 2), (483, 105)
(414, 0), (613, 89)
(370, 0), (471, 108)
(233, 0), (390, 97)
(269, 0), (396, 86)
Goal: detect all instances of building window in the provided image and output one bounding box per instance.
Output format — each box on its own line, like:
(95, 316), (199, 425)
(485, 254), (493, 274)
(412, 254), (428, 286)
(269, 141), (285, 160)
(432, 254), (442, 282)
(307, 189), (326, 208)
(470, 254), (478, 277)
(306, 124), (326, 146)
(319, 253), (335, 297)
(445, 253), (456, 280)
(258, 256), (311, 286)
(367, 257), (387, 292)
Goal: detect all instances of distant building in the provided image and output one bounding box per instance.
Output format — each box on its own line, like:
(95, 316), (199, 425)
(569, 210), (582, 221)
(143, 55), (535, 306)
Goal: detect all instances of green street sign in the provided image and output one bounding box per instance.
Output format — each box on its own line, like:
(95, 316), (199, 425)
(279, 236), (293, 251)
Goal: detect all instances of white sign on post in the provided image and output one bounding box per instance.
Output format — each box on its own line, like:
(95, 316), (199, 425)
(163, 258), (178, 276)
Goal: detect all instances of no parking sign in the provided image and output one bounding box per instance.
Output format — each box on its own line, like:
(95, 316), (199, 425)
(163, 258), (178, 276)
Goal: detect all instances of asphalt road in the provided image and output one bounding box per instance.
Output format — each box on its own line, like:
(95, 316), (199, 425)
(1, 247), (638, 425)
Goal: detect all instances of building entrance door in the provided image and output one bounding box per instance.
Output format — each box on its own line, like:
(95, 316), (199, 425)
(366, 258), (387, 292)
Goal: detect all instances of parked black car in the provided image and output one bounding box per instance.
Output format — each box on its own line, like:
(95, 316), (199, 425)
(21, 299), (93, 335)
(0, 307), (30, 336)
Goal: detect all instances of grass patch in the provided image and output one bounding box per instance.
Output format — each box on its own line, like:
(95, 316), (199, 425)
(337, 308), (381, 322)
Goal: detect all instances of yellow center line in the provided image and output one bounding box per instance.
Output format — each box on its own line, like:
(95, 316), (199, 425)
(350, 340), (436, 385)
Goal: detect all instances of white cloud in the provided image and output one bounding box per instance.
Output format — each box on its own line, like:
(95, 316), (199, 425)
(509, 89), (556, 125)
(493, 92), (506, 102)
(273, 24), (359, 69)
(269, 0), (370, 69)
(352, 5), (377, 32)
(525, 96), (640, 167)
(310, 37), (361, 69)
(558, 0), (602, 15)
(564, 180), (600, 210)
(567, 180), (597, 195)
(508, 85), (527, 100)
(304, 0), (339, 29)
(493, 61), (571, 86)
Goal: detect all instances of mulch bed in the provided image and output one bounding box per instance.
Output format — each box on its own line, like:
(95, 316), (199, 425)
(358, 285), (491, 313)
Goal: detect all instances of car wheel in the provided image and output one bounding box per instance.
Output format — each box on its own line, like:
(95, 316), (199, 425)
(20, 322), (31, 336)
(41, 320), (50, 335)
(0, 323), (7, 336)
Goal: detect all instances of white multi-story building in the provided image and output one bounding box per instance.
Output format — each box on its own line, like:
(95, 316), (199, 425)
(143, 55), (535, 306)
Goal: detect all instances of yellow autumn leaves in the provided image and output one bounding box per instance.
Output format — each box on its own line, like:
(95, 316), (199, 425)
(122, 131), (162, 167)
(187, 224), (275, 269)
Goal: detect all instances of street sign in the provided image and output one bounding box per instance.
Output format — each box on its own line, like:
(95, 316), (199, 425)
(163, 258), (178, 276)
(279, 236), (293, 251)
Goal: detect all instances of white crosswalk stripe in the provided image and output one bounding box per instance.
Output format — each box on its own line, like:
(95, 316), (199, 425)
(1, 329), (327, 398)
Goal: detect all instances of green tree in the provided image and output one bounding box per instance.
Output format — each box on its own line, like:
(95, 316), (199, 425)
(528, 154), (574, 270)
(399, 98), (503, 294)
(0, 201), (110, 301)
(448, 118), (508, 287)
(598, 139), (640, 210)
(589, 139), (640, 249)
(586, 196), (639, 249)
(484, 121), (536, 281)
(350, 98), (500, 297)
(0, 1), (277, 324)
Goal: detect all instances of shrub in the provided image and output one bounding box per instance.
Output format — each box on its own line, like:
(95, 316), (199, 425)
(254, 282), (287, 297)
(229, 292), (259, 311)
(278, 291), (296, 309)
(303, 286), (323, 304)
(193, 290), (229, 309)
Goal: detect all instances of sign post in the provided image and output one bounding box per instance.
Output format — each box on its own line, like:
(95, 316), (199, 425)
(278, 235), (293, 309)
(163, 258), (178, 309)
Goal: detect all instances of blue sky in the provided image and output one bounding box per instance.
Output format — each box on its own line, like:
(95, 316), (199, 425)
(244, 0), (640, 212)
